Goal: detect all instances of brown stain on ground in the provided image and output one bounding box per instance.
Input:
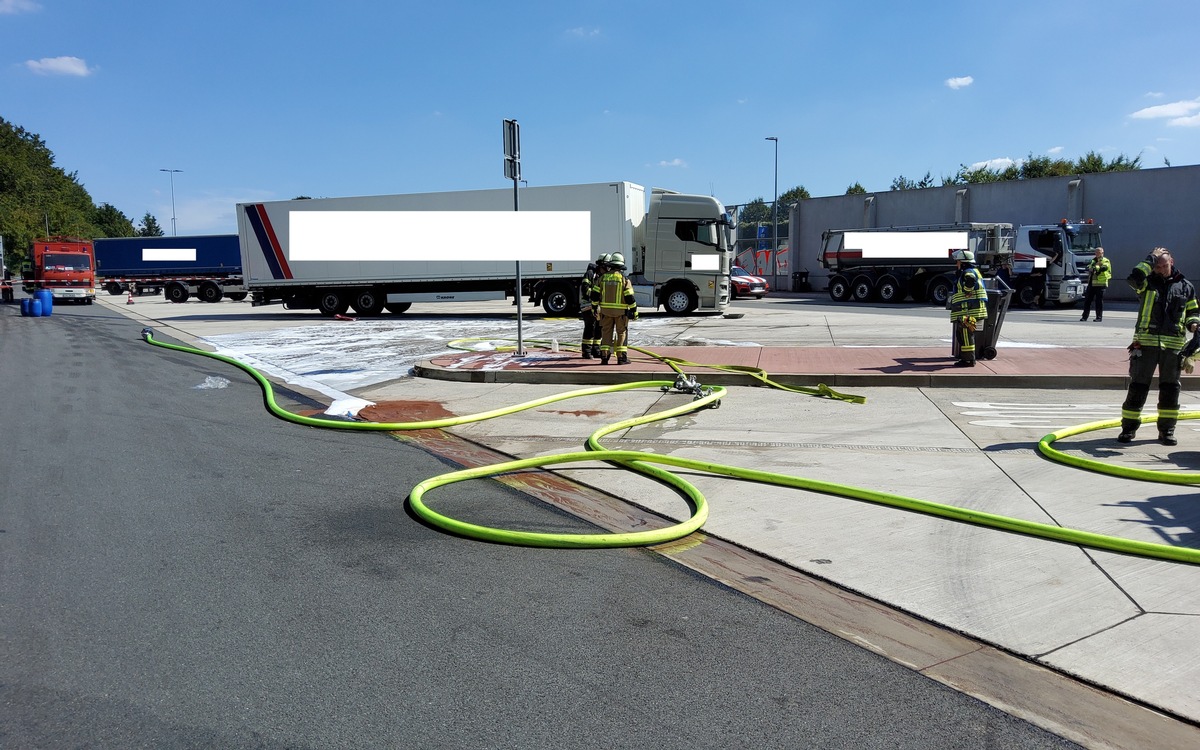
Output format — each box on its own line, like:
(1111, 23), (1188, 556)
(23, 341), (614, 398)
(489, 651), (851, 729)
(358, 400), (457, 423)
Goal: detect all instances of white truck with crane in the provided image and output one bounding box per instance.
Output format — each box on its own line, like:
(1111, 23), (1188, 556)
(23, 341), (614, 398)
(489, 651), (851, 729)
(235, 181), (734, 317)
(819, 219), (1097, 307)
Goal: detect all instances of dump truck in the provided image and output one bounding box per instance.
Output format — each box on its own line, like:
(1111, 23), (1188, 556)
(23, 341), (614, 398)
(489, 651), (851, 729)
(236, 181), (734, 316)
(93, 234), (246, 302)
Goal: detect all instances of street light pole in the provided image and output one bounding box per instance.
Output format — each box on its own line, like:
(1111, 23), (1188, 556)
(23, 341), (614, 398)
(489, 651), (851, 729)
(159, 169), (182, 236)
(765, 137), (778, 285)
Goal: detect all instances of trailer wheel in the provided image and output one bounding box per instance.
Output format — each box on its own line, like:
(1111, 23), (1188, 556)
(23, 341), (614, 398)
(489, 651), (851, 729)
(850, 275), (876, 302)
(165, 282), (189, 304)
(662, 284), (698, 315)
(317, 290), (350, 316)
(384, 302), (412, 315)
(541, 283), (574, 315)
(926, 276), (953, 307)
(876, 275), (906, 303)
(827, 275), (851, 302)
(981, 346), (998, 360)
(351, 289), (386, 316)
(105, 282), (123, 296)
(198, 281), (223, 303)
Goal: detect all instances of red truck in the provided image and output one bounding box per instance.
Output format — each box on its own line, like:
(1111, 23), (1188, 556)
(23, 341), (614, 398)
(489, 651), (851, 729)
(22, 236), (96, 304)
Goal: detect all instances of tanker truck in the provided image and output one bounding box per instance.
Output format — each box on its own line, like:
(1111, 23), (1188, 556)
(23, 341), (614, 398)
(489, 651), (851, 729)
(819, 219), (1095, 307)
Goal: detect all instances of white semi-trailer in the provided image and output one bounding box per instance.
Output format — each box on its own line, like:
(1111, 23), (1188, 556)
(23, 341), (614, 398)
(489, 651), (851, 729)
(236, 181), (734, 316)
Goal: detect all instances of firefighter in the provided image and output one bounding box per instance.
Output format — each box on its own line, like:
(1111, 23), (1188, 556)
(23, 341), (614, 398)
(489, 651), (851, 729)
(578, 253), (607, 359)
(1080, 247), (1112, 322)
(589, 251), (638, 365)
(1118, 247), (1200, 445)
(949, 249), (988, 367)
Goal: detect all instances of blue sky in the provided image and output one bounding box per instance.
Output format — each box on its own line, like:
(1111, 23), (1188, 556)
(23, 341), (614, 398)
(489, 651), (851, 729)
(3, 0), (1198, 235)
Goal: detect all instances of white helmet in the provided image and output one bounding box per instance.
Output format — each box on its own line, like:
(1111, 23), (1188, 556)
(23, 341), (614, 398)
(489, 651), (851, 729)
(952, 249), (975, 263)
(609, 252), (625, 269)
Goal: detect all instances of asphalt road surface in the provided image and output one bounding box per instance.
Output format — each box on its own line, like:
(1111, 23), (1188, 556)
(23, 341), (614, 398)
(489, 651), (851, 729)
(0, 301), (1080, 748)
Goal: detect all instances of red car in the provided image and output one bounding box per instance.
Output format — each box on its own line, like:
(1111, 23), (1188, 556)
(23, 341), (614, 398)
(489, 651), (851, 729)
(730, 265), (769, 299)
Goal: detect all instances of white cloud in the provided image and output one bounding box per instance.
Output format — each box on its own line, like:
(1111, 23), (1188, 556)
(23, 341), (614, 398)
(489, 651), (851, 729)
(945, 76), (973, 90)
(1129, 97), (1200, 119)
(656, 158), (687, 168)
(1145, 91), (1165, 98)
(1168, 113), (1200, 127)
(1047, 146), (1064, 155)
(25, 56), (94, 76)
(565, 27), (600, 37)
(0, 0), (40, 14)
(968, 157), (1016, 172)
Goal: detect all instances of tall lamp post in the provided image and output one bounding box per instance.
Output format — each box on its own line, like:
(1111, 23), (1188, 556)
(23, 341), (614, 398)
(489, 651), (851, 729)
(764, 137), (779, 287)
(159, 168), (182, 236)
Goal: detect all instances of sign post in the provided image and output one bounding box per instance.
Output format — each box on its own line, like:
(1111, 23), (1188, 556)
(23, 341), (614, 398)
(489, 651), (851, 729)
(503, 118), (525, 355)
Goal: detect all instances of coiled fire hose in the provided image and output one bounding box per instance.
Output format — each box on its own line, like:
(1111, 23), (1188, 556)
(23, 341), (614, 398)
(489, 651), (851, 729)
(142, 329), (1200, 563)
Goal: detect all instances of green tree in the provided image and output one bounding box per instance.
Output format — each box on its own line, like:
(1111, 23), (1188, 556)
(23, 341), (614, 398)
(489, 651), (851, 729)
(0, 116), (102, 267)
(845, 182), (867, 195)
(137, 212), (165, 237)
(889, 172), (935, 191)
(738, 197), (771, 224)
(779, 185), (810, 204)
(92, 203), (136, 237)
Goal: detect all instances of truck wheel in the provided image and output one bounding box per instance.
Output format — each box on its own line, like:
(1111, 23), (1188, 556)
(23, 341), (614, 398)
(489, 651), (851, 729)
(1016, 283), (1041, 308)
(876, 275), (906, 303)
(827, 275), (851, 302)
(227, 292), (247, 301)
(926, 277), (953, 307)
(105, 282), (123, 296)
(351, 289), (386, 316)
(541, 283), (574, 315)
(198, 281), (223, 303)
(317, 290), (350, 316)
(851, 275), (876, 302)
(662, 285), (698, 315)
(384, 302), (412, 315)
(165, 283), (189, 303)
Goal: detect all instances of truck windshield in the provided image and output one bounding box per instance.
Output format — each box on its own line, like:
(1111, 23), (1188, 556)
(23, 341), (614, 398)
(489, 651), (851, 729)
(44, 253), (92, 270)
(1067, 230), (1102, 253)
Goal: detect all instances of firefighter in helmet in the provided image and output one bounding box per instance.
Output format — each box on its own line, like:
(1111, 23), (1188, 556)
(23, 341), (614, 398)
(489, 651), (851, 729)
(950, 249), (988, 367)
(578, 253), (608, 359)
(589, 251), (638, 364)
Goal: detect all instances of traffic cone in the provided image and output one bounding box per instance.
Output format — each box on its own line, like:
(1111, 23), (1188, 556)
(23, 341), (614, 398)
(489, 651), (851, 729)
(126, 288), (134, 305)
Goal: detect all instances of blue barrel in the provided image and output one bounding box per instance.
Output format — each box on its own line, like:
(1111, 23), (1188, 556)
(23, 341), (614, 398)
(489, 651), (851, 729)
(20, 297), (32, 316)
(30, 297), (43, 317)
(36, 289), (53, 317)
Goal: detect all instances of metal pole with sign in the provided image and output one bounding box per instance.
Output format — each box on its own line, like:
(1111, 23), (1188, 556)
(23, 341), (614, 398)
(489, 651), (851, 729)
(503, 118), (525, 356)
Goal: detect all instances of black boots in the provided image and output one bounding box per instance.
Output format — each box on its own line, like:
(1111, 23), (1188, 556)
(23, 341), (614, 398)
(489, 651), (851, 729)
(1160, 428), (1178, 446)
(616, 353), (629, 365)
(581, 344), (593, 360)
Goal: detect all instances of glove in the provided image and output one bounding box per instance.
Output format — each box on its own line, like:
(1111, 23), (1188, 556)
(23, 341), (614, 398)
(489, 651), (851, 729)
(625, 308), (637, 320)
(962, 316), (977, 332)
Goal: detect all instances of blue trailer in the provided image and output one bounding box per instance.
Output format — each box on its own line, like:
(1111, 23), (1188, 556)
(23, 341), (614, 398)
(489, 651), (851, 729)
(93, 234), (245, 303)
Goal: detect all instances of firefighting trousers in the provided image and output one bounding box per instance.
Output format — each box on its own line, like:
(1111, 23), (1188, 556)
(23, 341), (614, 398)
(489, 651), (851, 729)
(1122, 345), (1182, 434)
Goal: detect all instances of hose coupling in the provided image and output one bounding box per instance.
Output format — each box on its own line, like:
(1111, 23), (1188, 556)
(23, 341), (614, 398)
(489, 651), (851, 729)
(140, 327), (154, 342)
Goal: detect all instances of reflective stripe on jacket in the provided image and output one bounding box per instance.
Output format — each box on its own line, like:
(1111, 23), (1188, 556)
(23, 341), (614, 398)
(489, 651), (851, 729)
(1129, 261), (1200, 351)
(950, 267), (988, 321)
(590, 271), (636, 315)
(1087, 257), (1112, 287)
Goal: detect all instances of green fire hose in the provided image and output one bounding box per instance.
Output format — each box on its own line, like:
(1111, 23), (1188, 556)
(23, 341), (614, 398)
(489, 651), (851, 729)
(142, 328), (1200, 563)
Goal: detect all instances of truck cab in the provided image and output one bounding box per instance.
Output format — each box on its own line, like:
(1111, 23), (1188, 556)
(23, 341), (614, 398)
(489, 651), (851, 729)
(22, 237), (96, 303)
(634, 189), (733, 313)
(1012, 220), (1098, 307)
